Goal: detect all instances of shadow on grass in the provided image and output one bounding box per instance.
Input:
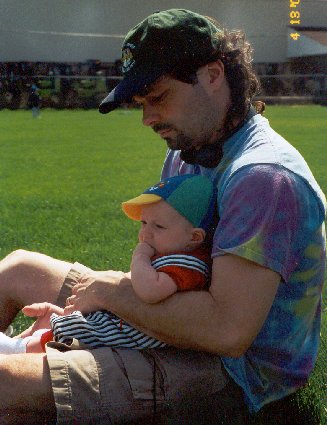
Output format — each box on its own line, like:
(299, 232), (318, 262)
(250, 389), (322, 425)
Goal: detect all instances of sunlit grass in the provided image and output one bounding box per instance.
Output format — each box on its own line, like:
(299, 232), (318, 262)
(0, 105), (326, 422)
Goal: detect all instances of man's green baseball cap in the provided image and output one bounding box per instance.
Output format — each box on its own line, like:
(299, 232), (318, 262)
(99, 9), (222, 114)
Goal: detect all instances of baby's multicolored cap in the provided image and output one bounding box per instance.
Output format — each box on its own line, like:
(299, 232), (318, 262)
(122, 174), (216, 231)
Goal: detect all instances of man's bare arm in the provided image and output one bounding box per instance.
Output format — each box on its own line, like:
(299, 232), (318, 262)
(65, 254), (280, 357)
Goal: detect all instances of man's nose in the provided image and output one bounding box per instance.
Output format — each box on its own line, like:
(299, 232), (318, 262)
(142, 104), (160, 127)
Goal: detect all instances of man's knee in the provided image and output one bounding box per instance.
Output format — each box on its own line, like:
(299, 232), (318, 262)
(3, 249), (38, 266)
(1, 249), (68, 287)
(0, 249), (43, 294)
(0, 249), (65, 307)
(0, 251), (36, 321)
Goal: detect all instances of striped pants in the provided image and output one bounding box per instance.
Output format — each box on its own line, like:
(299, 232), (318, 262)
(50, 310), (167, 349)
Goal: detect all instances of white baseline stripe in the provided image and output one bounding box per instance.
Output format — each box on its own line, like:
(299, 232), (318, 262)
(0, 29), (125, 38)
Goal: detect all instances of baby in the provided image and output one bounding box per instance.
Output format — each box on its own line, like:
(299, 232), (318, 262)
(0, 174), (216, 353)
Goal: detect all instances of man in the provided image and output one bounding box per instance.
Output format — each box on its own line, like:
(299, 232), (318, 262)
(0, 9), (325, 424)
(27, 84), (41, 118)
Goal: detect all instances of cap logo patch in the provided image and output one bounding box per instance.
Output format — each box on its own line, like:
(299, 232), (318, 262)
(148, 182), (166, 192)
(122, 43), (136, 73)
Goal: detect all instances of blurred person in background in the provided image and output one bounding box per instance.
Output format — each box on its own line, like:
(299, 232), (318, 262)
(27, 84), (41, 118)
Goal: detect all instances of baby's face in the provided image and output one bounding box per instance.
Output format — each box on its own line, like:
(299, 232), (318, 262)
(138, 200), (195, 255)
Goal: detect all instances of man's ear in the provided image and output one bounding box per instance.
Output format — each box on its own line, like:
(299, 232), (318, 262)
(198, 60), (225, 94)
(207, 59), (225, 86)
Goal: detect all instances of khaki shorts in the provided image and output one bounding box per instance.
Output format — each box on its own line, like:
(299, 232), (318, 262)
(46, 263), (246, 424)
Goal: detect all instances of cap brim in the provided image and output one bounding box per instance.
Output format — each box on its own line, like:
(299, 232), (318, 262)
(122, 194), (162, 220)
(98, 89), (120, 114)
(99, 67), (166, 114)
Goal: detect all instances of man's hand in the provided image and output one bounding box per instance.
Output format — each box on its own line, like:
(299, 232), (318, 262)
(63, 270), (130, 315)
(18, 302), (64, 338)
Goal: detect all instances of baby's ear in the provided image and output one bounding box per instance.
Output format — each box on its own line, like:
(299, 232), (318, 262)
(191, 228), (206, 244)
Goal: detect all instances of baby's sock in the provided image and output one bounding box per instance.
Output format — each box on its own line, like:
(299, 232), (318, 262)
(0, 332), (30, 354)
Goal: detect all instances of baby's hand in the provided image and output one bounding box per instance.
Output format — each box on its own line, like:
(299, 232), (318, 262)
(18, 302), (65, 338)
(133, 242), (155, 258)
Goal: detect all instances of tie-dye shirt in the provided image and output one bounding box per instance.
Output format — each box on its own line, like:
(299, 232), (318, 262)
(161, 114), (326, 412)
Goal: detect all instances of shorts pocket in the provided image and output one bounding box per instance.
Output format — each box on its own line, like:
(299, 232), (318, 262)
(114, 348), (165, 401)
(150, 347), (228, 400)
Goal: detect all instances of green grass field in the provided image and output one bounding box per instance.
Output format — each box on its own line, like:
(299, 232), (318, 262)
(0, 105), (326, 423)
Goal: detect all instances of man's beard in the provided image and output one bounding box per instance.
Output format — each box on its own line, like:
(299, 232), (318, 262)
(163, 131), (224, 168)
(165, 133), (195, 151)
(153, 123), (212, 152)
(153, 123), (224, 168)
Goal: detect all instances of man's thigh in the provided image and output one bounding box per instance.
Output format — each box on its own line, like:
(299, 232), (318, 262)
(46, 344), (245, 425)
(0, 353), (57, 422)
